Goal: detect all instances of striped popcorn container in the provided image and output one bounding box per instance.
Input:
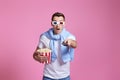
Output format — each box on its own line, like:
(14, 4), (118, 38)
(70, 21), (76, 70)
(37, 48), (51, 64)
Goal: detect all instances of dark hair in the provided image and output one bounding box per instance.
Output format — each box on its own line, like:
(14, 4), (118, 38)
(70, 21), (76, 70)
(51, 12), (65, 21)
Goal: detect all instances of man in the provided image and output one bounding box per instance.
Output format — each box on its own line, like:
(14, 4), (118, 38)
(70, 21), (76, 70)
(33, 12), (77, 80)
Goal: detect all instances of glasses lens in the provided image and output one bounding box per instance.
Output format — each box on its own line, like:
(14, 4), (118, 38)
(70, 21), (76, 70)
(60, 22), (64, 24)
(53, 22), (57, 25)
(52, 21), (57, 25)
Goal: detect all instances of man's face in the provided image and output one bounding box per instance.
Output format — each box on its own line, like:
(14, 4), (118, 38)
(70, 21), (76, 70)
(51, 16), (65, 34)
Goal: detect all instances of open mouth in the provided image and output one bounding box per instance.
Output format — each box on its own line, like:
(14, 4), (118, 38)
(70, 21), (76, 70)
(56, 28), (60, 30)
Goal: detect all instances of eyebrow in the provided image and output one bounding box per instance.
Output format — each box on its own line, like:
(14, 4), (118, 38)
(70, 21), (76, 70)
(52, 20), (64, 21)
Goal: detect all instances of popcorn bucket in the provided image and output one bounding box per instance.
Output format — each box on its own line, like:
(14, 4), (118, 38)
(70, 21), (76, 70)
(37, 48), (51, 64)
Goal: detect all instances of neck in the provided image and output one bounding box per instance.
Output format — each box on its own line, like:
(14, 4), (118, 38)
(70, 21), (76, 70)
(53, 31), (58, 35)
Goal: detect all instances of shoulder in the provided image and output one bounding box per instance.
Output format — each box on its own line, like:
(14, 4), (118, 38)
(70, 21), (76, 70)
(66, 30), (76, 40)
(40, 34), (49, 41)
(40, 29), (50, 40)
(67, 34), (76, 40)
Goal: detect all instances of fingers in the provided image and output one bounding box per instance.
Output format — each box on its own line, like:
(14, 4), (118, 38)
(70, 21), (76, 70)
(38, 56), (48, 63)
(63, 39), (72, 46)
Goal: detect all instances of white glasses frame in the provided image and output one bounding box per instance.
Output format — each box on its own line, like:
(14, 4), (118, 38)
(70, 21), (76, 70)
(52, 21), (65, 26)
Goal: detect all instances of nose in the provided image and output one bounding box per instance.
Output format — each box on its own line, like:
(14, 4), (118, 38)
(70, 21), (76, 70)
(56, 26), (59, 28)
(57, 24), (60, 26)
(55, 24), (60, 27)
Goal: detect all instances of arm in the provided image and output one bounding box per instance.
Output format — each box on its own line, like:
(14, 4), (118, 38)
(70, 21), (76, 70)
(33, 46), (40, 61)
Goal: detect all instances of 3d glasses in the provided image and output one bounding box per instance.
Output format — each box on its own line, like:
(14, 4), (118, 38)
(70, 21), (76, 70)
(52, 21), (65, 26)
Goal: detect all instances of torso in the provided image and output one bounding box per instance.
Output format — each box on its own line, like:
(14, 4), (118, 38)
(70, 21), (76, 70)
(38, 35), (75, 79)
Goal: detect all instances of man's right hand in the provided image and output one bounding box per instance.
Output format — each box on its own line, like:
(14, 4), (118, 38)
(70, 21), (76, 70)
(33, 51), (48, 63)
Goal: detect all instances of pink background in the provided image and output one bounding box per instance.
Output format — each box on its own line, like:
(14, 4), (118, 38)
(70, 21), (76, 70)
(0, 0), (120, 80)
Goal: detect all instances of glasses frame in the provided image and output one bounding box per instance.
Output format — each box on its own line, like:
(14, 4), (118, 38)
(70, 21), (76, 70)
(52, 21), (65, 26)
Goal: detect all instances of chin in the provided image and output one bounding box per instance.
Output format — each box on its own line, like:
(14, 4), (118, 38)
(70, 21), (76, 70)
(55, 30), (61, 34)
(55, 32), (60, 34)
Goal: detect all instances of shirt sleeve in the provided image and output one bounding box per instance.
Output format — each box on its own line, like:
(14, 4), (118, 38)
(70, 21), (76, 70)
(37, 35), (49, 48)
(67, 34), (76, 40)
(38, 41), (45, 48)
(37, 35), (45, 48)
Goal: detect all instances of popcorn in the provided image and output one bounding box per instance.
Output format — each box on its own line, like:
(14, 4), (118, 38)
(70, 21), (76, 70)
(37, 48), (51, 64)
